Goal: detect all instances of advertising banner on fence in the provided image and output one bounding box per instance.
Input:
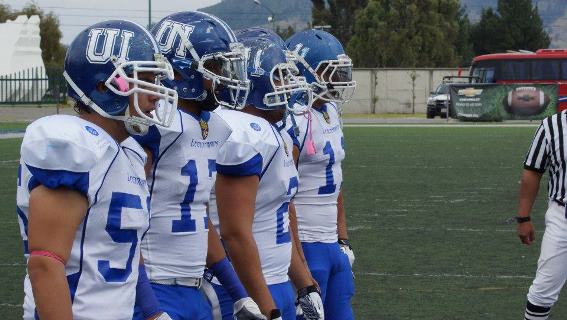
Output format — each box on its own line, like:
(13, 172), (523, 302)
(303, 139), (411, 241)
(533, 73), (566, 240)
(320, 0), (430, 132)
(448, 83), (558, 121)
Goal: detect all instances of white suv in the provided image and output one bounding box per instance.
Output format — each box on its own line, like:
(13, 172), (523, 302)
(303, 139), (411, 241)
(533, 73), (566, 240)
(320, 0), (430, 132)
(426, 83), (449, 118)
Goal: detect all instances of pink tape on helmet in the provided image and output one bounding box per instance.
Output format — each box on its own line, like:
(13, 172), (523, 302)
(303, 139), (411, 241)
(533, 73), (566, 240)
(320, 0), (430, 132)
(111, 75), (129, 93)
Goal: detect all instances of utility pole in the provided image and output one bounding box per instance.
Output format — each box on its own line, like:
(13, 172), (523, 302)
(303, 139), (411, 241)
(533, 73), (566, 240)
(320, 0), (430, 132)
(148, 0), (152, 30)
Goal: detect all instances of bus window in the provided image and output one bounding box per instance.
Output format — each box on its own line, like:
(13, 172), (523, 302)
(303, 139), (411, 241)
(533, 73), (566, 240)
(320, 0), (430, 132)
(502, 61), (528, 80)
(532, 60), (560, 80)
(485, 69), (495, 82)
(562, 61), (567, 79)
(471, 65), (495, 83)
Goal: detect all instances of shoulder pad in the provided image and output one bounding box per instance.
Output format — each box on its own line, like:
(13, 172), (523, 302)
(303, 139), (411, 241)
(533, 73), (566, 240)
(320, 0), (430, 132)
(21, 115), (117, 173)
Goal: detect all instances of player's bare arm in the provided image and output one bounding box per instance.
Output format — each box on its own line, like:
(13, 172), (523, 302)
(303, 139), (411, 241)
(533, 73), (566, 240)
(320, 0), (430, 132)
(216, 173), (276, 316)
(337, 190), (348, 240)
(206, 218), (227, 265)
(27, 186), (88, 319)
(517, 169), (543, 245)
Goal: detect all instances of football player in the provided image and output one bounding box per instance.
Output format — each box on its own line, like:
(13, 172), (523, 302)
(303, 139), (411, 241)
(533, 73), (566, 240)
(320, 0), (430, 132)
(213, 31), (323, 320)
(133, 11), (263, 320)
(285, 29), (357, 320)
(203, 27), (310, 320)
(16, 20), (177, 319)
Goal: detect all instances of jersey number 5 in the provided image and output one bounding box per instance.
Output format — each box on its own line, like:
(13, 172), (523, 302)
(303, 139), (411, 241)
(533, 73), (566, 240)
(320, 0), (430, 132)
(98, 192), (143, 282)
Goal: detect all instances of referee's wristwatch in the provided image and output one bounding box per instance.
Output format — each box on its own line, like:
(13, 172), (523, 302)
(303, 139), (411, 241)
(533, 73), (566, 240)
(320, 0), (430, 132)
(515, 216), (531, 224)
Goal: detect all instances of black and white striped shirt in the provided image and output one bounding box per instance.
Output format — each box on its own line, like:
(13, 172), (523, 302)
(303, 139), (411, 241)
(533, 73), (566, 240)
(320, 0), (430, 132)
(525, 111), (567, 202)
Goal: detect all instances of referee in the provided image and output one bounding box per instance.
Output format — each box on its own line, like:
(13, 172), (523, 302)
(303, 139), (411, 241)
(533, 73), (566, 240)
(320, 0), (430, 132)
(518, 112), (567, 320)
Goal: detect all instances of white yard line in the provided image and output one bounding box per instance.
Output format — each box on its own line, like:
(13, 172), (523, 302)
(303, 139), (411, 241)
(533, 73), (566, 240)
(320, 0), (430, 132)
(348, 226), (534, 233)
(343, 123), (540, 128)
(356, 271), (533, 279)
(0, 133), (24, 139)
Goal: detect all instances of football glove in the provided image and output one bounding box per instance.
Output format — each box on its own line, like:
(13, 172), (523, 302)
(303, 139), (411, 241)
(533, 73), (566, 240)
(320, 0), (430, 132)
(154, 312), (173, 320)
(297, 285), (324, 320)
(233, 297), (266, 320)
(339, 238), (355, 267)
(269, 309), (282, 320)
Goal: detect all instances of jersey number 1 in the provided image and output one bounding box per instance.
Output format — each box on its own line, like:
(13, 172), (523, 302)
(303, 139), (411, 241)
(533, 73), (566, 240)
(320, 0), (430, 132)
(172, 160), (215, 233)
(318, 141), (336, 194)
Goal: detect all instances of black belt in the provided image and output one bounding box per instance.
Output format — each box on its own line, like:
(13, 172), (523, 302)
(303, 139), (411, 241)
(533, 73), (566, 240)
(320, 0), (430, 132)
(554, 199), (565, 207)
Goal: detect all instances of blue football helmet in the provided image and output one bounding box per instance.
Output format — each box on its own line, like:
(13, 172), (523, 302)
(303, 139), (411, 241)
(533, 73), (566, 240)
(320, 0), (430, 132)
(64, 20), (177, 135)
(238, 31), (312, 115)
(151, 11), (250, 109)
(235, 27), (286, 48)
(286, 29), (356, 103)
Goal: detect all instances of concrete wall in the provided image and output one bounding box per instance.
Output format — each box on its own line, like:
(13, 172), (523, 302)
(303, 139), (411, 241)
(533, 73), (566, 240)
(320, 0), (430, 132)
(0, 15), (47, 103)
(344, 68), (462, 114)
(0, 15), (45, 76)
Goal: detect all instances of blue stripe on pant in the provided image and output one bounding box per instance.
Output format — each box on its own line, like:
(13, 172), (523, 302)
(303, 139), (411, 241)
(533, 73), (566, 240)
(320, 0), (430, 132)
(268, 281), (296, 320)
(204, 280), (297, 320)
(133, 283), (212, 320)
(302, 242), (355, 320)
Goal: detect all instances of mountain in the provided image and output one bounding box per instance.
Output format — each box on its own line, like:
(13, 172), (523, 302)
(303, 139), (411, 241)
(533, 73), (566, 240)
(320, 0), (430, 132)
(199, 0), (567, 48)
(460, 0), (567, 48)
(199, 0), (311, 32)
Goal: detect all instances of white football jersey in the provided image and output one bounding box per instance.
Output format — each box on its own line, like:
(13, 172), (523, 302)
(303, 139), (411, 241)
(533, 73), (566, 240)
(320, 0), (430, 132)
(215, 108), (298, 285)
(135, 109), (231, 280)
(17, 115), (149, 320)
(289, 103), (346, 243)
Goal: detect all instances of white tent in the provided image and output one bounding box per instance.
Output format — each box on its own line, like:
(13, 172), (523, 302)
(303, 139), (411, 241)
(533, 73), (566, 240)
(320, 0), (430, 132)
(0, 15), (47, 102)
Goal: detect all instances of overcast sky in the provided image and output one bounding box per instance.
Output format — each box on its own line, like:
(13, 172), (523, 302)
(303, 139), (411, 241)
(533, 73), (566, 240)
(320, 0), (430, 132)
(2, 0), (221, 44)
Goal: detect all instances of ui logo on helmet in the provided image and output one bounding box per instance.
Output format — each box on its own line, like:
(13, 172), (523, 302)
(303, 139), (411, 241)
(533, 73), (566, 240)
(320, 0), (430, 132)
(86, 28), (133, 64)
(153, 20), (195, 59)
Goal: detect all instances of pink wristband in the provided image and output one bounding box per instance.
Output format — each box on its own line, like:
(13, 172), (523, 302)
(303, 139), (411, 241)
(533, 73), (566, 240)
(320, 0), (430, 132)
(30, 250), (66, 265)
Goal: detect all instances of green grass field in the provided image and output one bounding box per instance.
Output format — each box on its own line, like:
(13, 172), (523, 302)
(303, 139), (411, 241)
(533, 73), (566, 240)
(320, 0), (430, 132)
(0, 125), (559, 319)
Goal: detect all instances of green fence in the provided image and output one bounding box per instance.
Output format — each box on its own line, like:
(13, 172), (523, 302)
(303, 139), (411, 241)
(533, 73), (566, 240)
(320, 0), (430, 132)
(0, 67), (66, 105)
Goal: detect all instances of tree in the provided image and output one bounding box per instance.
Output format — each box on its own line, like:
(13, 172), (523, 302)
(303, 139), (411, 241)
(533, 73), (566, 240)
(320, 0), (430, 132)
(0, 3), (11, 22)
(454, 5), (474, 66)
(311, 0), (368, 47)
(498, 0), (550, 51)
(470, 8), (505, 55)
(471, 0), (550, 55)
(347, 0), (461, 68)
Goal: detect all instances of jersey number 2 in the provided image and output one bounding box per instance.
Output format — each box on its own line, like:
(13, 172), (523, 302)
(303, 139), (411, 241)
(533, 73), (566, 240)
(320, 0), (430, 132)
(276, 177), (298, 244)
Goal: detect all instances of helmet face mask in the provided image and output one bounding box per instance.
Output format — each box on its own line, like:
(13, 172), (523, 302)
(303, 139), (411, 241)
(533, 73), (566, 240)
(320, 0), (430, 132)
(263, 62), (312, 115)
(199, 42), (250, 109)
(104, 54), (177, 134)
(64, 20), (178, 135)
(314, 54), (356, 103)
